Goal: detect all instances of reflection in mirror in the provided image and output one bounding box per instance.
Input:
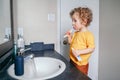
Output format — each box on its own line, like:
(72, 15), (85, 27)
(0, 0), (13, 70)
(0, 0), (11, 44)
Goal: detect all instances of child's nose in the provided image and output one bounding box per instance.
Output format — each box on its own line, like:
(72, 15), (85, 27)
(72, 22), (75, 26)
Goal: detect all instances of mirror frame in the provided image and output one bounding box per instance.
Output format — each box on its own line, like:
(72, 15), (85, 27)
(0, 0), (14, 58)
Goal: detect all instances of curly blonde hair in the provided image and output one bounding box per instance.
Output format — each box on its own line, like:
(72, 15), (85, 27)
(70, 7), (93, 27)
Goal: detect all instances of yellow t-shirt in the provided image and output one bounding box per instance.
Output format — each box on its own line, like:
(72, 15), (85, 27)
(70, 31), (95, 66)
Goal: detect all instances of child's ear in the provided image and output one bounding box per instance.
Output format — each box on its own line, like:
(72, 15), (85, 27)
(82, 19), (87, 26)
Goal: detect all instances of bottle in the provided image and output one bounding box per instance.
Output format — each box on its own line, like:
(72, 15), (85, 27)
(13, 41), (17, 59)
(4, 35), (9, 42)
(17, 35), (25, 51)
(15, 55), (24, 76)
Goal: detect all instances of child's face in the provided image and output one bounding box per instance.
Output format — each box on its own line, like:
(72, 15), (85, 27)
(71, 12), (83, 31)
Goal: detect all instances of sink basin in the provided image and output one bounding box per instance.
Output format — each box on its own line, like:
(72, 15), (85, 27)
(7, 57), (66, 80)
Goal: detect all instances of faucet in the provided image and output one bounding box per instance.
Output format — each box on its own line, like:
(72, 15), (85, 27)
(18, 48), (34, 60)
(24, 54), (34, 60)
(18, 48), (31, 55)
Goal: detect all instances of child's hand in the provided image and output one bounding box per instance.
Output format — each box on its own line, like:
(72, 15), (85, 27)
(64, 29), (73, 38)
(72, 48), (82, 61)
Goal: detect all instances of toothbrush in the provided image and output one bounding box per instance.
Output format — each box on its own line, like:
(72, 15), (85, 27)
(72, 48), (82, 61)
(64, 28), (74, 38)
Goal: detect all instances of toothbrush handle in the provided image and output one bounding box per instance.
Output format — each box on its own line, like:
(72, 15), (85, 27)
(72, 48), (82, 61)
(64, 29), (73, 38)
(64, 35), (68, 38)
(76, 56), (82, 61)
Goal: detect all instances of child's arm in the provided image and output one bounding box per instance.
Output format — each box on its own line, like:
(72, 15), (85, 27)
(72, 48), (82, 61)
(72, 48), (95, 57)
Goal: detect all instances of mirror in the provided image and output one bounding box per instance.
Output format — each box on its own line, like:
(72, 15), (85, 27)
(0, 0), (14, 58)
(0, 0), (11, 44)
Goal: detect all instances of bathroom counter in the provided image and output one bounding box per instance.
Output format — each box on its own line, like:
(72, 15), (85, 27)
(0, 50), (91, 80)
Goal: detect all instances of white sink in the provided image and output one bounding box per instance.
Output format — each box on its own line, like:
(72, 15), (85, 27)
(7, 57), (66, 80)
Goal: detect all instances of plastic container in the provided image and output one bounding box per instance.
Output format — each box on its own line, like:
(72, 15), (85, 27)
(17, 35), (25, 50)
(71, 48), (82, 61)
(14, 56), (24, 76)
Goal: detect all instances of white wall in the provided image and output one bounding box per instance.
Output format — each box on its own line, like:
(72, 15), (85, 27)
(14, 0), (58, 50)
(99, 0), (120, 80)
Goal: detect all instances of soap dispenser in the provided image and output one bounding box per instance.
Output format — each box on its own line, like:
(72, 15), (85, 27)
(14, 54), (24, 76)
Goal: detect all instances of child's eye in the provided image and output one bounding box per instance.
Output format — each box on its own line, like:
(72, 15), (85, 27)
(74, 20), (77, 22)
(72, 19), (77, 22)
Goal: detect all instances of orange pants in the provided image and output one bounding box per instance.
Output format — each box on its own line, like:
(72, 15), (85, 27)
(70, 60), (89, 75)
